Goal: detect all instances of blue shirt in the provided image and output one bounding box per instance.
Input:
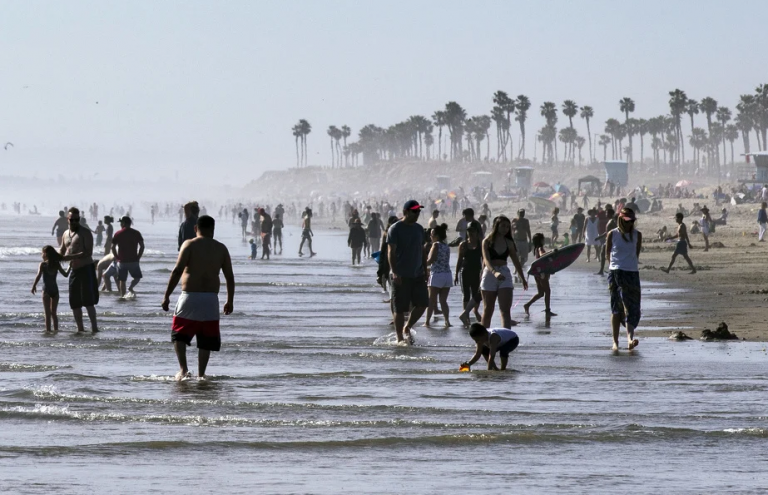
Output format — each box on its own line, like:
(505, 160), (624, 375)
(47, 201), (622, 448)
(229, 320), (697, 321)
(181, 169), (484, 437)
(387, 220), (425, 278)
(758, 209), (767, 224)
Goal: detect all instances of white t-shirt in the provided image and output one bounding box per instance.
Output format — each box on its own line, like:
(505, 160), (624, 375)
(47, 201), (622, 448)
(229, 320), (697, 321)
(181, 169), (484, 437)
(489, 328), (518, 347)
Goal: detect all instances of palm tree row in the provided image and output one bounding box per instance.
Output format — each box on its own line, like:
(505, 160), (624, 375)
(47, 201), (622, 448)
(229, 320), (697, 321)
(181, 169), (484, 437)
(292, 84), (768, 172)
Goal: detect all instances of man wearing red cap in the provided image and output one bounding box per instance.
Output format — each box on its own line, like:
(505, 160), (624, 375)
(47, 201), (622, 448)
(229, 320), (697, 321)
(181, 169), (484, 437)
(387, 200), (428, 343)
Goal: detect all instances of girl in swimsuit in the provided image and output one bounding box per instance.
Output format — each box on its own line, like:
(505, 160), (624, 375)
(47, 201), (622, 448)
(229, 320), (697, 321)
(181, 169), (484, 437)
(550, 207), (560, 247)
(523, 233), (556, 317)
(31, 245), (70, 333)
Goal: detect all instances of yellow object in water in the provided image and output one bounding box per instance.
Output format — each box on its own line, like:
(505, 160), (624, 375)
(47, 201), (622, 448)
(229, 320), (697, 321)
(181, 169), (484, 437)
(459, 364), (471, 372)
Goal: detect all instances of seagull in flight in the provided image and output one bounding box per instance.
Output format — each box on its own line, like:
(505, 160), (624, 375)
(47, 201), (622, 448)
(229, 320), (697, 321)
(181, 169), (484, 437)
(4, 142), (13, 150)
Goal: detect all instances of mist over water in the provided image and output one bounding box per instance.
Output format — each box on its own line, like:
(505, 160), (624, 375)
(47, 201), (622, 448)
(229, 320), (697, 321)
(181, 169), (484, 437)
(0, 215), (766, 493)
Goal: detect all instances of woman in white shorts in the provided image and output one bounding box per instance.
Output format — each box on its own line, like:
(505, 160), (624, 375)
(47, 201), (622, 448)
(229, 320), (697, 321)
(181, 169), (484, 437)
(480, 216), (528, 329)
(424, 223), (453, 328)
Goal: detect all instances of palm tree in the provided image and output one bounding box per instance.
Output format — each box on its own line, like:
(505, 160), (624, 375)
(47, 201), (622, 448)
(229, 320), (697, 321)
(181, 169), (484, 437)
(327, 125), (339, 168)
(699, 97), (718, 170)
(575, 136), (586, 166)
(340, 125), (351, 167)
(737, 94), (757, 155)
(716, 107), (732, 174)
(604, 118), (620, 159)
(689, 127), (708, 169)
(540, 102), (558, 164)
(636, 118), (648, 167)
(299, 119), (312, 167)
(579, 105), (594, 163)
(686, 99), (699, 144)
(646, 116), (665, 168)
(474, 115), (492, 161)
(668, 90), (688, 168)
(431, 111), (447, 161)
(598, 134), (611, 162)
(725, 124), (739, 168)
(293, 119), (311, 167)
(619, 97), (635, 164)
(424, 130), (434, 161)
(444, 102), (467, 161)
(491, 106), (509, 161)
(515, 95), (531, 160)
(562, 100), (578, 164)
(755, 84), (768, 150)
(493, 91), (515, 161)
(292, 125), (301, 168)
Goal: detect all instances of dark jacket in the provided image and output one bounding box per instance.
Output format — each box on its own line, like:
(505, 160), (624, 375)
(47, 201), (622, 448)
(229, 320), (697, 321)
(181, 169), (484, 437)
(348, 225), (367, 249)
(178, 217), (197, 250)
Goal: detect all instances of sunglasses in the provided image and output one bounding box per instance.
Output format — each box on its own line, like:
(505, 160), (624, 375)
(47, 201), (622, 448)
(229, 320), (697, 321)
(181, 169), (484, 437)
(69, 218), (81, 222)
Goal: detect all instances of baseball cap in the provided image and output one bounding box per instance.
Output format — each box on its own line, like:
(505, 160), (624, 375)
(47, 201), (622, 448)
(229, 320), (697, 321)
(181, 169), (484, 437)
(119, 216), (132, 225)
(619, 208), (636, 221)
(403, 200), (424, 211)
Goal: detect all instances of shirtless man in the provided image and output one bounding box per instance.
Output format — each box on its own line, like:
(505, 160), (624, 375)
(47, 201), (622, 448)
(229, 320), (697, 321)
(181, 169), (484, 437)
(298, 208), (316, 257)
(512, 209), (531, 269)
(59, 207), (99, 332)
(661, 213), (696, 274)
(162, 215), (235, 380)
(51, 211), (68, 247)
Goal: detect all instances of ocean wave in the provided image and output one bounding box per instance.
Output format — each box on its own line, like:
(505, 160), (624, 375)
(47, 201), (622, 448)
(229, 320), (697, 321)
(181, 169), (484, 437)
(0, 247), (41, 258)
(0, 363), (64, 372)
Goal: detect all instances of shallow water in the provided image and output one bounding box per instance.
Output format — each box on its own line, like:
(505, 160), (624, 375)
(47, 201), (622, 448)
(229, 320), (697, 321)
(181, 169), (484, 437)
(0, 215), (766, 494)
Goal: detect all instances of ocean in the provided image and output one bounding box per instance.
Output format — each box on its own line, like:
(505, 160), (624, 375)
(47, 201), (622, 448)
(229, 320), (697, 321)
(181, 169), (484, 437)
(0, 214), (766, 494)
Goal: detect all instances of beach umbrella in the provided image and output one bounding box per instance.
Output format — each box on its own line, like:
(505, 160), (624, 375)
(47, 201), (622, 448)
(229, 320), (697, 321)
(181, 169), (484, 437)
(447, 191), (457, 199)
(675, 180), (691, 188)
(553, 184), (570, 195)
(533, 181), (550, 188)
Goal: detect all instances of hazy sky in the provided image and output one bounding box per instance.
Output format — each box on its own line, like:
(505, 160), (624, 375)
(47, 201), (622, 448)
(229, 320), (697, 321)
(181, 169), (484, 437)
(0, 0), (764, 185)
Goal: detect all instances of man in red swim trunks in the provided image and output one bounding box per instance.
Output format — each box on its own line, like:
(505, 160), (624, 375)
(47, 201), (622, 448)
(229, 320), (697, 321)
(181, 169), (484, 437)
(161, 215), (235, 380)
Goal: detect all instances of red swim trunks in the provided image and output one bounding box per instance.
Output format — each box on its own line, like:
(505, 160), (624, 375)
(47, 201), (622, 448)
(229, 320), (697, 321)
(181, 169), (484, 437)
(171, 292), (221, 351)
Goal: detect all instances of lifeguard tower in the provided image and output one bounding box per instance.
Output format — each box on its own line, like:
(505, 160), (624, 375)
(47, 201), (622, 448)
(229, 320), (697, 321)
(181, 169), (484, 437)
(604, 160), (628, 187)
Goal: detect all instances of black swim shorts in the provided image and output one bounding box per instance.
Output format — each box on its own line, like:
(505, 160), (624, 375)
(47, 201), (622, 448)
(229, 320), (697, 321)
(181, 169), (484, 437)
(69, 263), (100, 309)
(391, 275), (429, 314)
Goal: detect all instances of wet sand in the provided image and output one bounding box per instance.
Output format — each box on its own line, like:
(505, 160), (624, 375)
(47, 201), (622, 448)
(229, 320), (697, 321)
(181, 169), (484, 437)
(315, 195), (768, 342)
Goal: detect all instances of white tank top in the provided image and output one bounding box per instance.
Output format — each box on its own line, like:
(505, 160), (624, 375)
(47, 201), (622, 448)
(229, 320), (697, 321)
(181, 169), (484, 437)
(489, 328), (517, 346)
(585, 217), (599, 242)
(608, 228), (639, 271)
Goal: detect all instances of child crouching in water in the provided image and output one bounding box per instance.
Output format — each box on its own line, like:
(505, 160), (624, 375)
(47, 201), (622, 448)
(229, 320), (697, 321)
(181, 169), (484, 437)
(461, 323), (519, 371)
(31, 245), (70, 332)
(523, 233), (556, 317)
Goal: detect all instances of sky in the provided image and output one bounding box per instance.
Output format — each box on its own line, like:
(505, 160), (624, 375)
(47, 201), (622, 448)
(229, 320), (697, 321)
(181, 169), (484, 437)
(0, 0), (765, 185)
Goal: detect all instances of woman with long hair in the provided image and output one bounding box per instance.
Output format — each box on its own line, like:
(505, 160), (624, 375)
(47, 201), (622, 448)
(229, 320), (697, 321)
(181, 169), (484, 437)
(424, 224), (452, 327)
(454, 223), (483, 327)
(480, 216), (528, 329)
(606, 207), (643, 351)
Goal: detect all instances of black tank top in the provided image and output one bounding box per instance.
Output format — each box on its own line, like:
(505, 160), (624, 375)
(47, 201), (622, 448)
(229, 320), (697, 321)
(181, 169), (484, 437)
(463, 243), (483, 272)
